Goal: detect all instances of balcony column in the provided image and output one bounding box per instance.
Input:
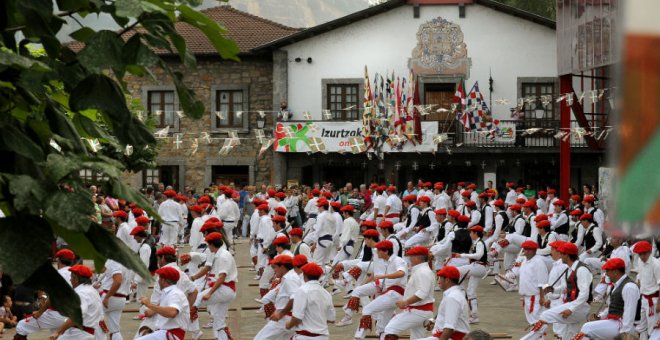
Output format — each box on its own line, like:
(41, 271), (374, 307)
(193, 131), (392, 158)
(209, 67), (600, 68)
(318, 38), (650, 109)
(559, 75), (572, 201)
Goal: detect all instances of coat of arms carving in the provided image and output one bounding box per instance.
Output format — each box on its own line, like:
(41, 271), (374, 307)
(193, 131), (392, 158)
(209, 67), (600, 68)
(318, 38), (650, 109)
(409, 18), (469, 76)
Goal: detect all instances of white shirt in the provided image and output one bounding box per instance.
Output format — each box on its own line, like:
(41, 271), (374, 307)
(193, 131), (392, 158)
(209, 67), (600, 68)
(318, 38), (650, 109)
(218, 199), (240, 223)
(249, 210), (261, 239)
(275, 269), (303, 310)
(189, 217), (204, 250)
(75, 284), (104, 328)
(493, 211), (505, 236)
(116, 222), (138, 252)
(155, 285), (190, 331)
(505, 189), (517, 206)
(550, 211), (568, 233)
(312, 211), (335, 242)
(332, 211), (343, 241)
(432, 285), (470, 334)
(291, 280), (335, 335)
(481, 205), (494, 232)
(565, 261), (593, 312)
(292, 241), (312, 260)
(304, 197), (319, 216)
(635, 256), (660, 295)
(470, 191), (479, 208)
(379, 255), (408, 289)
(257, 214), (275, 247)
(518, 255), (549, 296)
(101, 259), (130, 295)
(57, 266), (72, 286)
(586, 207), (605, 227)
(404, 262), (436, 306)
(468, 209), (481, 228)
(511, 215), (526, 235)
(461, 238), (485, 261)
(151, 262), (196, 304)
(373, 195), (387, 217)
(582, 224), (603, 253)
(134, 242), (151, 284)
(546, 259), (568, 301)
(537, 198), (548, 215)
(158, 199), (182, 223)
(607, 275), (640, 334)
(178, 202), (188, 226)
(209, 247), (238, 283)
(406, 206), (420, 231)
(284, 196), (300, 217)
(536, 232), (557, 256)
(339, 217), (360, 247)
(433, 192), (452, 210)
(385, 194), (403, 214)
(610, 245), (632, 275)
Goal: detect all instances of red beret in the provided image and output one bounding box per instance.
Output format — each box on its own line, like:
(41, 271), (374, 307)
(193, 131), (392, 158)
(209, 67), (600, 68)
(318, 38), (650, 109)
(534, 214), (548, 222)
(435, 209), (447, 215)
(478, 192), (489, 199)
(509, 204), (522, 211)
(330, 201), (342, 209)
(156, 246), (177, 256)
(177, 196), (188, 202)
(200, 221), (223, 233)
(311, 189), (321, 196)
(406, 246), (429, 256)
(569, 209), (583, 216)
(376, 185), (386, 192)
(536, 220), (551, 228)
(301, 262), (324, 277)
(275, 207), (287, 215)
(523, 201), (536, 208)
(437, 265), (461, 280)
(273, 235), (290, 246)
(469, 225), (484, 233)
(579, 213), (593, 221)
(267, 189), (277, 197)
(538, 190), (547, 197)
(434, 182), (444, 190)
(69, 264), (93, 278)
(271, 215), (286, 223)
(363, 229), (380, 238)
(316, 198), (329, 207)
(271, 255), (293, 266)
(506, 182), (515, 187)
(448, 210), (461, 218)
(559, 242), (578, 255)
(204, 232), (223, 242)
(155, 267), (180, 282)
(386, 185), (396, 192)
(457, 215), (471, 223)
(361, 220), (377, 228)
(322, 191), (333, 198)
(417, 196), (431, 204)
(131, 208), (144, 216)
(207, 217), (221, 223)
(179, 253), (191, 265)
(340, 205), (355, 213)
(403, 194), (417, 203)
(467, 184), (477, 189)
(113, 210), (128, 219)
(582, 196), (595, 203)
(292, 254), (308, 267)
(571, 194), (582, 202)
(461, 191), (471, 198)
(135, 216), (150, 225)
(128, 203), (137, 208)
(458, 182), (466, 187)
(521, 240), (539, 250)
(602, 258), (625, 271)
(252, 199), (266, 206)
(553, 199), (565, 206)
(289, 228), (303, 237)
(257, 204), (270, 211)
(516, 198), (526, 204)
(275, 192), (287, 199)
(55, 249), (75, 260)
(548, 189), (556, 194)
(548, 240), (566, 249)
(465, 201), (476, 208)
(130, 226), (146, 235)
(493, 199), (505, 207)
(163, 190), (177, 197)
(375, 240), (393, 250)
(197, 196), (210, 203)
(378, 220), (394, 229)
(633, 241), (653, 254)
(189, 205), (203, 213)
(516, 187), (524, 193)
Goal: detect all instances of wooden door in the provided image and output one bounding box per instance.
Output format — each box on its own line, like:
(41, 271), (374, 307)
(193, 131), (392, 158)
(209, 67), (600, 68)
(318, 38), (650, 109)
(424, 83), (456, 133)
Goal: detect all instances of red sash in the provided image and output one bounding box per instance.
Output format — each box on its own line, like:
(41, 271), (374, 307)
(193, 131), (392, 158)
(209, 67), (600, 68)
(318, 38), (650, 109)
(643, 291), (659, 316)
(606, 314), (622, 320)
(165, 328), (185, 340)
(384, 285), (405, 296)
(432, 330), (466, 339)
(385, 213), (400, 218)
(296, 330), (322, 337)
(223, 281), (236, 292)
(407, 302), (434, 311)
(79, 326), (95, 334)
(102, 290), (127, 298)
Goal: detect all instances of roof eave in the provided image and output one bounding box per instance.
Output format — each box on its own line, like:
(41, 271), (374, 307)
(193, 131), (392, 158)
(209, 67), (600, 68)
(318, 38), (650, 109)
(474, 0), (556, 29)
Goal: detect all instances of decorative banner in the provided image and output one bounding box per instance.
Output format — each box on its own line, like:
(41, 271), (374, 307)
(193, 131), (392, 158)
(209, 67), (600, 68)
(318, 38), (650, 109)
(274, 121), (438, 153)
(461, 121), (515, 145)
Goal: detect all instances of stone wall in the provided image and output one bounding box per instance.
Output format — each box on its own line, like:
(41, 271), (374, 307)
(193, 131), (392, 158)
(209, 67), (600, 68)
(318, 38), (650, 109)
(122, 56), (275, 191)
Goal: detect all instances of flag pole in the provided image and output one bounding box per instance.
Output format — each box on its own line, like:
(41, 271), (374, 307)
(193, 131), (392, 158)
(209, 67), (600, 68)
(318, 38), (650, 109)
(489, 67), (494, 112)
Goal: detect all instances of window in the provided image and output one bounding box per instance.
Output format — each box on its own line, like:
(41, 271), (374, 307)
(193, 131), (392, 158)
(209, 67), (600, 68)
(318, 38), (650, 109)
(327, 84), (359, 120)
(143, 168), (160, 188)
(215, 90), (244, 128)
(143, 166), (180, 191)
(79, 169), (109, 184)
(522, 83), (555, 120)
(147, 90), (177, 128)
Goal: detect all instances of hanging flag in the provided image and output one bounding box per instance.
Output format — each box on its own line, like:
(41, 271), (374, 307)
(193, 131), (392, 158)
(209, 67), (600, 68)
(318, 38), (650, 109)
(362, 65), (375, 149)
(464, 81), (500, 137)
(453, 80), (468, 130)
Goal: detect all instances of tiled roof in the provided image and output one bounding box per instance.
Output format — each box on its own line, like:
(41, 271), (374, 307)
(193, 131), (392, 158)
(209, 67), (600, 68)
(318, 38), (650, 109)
(67, 5), (300, 55)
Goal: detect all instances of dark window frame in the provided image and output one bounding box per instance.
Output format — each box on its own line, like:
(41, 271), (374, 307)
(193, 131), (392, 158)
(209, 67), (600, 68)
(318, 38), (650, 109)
(326, 84), (359, 120)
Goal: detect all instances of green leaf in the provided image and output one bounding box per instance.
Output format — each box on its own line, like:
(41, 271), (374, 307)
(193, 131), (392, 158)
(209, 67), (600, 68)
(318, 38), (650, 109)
(69, 27), (96, 42)
(108, 178), (159, 220)
(77, 30), (124, 73)
(44, 153), (78, 182)
(52, 223), (106, 272)
(0, 47), (51, 71)
(7, 175), (48, 214)
(45, 106), (86, 153)
(0, 124), (45, 161)
(84, 223), (152, 282)
(69, 74), (155, 147)
(167, 68), (205, 118)
(56, 0), (90, 12)
(0, 216), (53, 283)
(44, 191), (96, 231)
(115, 0), (164, 18)
(122, 34), (159, 68)
(72, 112), (113, 141)
(169, 32), (196, 69)
(178, 4), (240, 61)
(23, 262), (83, 326)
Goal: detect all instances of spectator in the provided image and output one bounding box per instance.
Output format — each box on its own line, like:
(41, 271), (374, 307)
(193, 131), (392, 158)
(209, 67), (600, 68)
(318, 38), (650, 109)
(0, 295), (17, 334)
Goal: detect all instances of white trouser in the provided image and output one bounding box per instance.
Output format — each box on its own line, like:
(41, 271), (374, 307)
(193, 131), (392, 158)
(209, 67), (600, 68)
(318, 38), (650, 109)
(260, 264), (275, 289)
(549, 298), (567, 337)
(556, 233), (570, 242)
(257, 244), (269, 269)
(405, 231), (432, 248)
(461, 262), (487, 301)
(491, 235), (524, 270)
(356, 290), (402, 337)
(446, 257), (469, 268)
(59, 327), (95, 340)
(293, 334), (329, 340)
(312, 237), (334, 265)
(578, 251), (601, 262)
(386, 217), (400, 225)
(641, 295), (659, 337)
(160, 222), (178, 246)
(430, 241), (451, 271)
(135, 329), (185, 340)
(522, 302), (590, 340)
(580, 319), (621, 339)
(522, 295), (542, 325)
(255, 316), (294, 340)
(242, 215), (250, 238)
(16, 309), (66, 335)
(223, 223), (236, 242)
(103, 295), (126, 340)
(250, 240), (259, 257)
(393, 222), (407, 234)
(345, 282), (377, 318)
(652, 327), (660, 340)
(195, 285), (236, 334)
(332, 243), (355, 266)
(136, 316), (156, 337)
(137, 281), (149, 301)
(383, 308), (433, 339)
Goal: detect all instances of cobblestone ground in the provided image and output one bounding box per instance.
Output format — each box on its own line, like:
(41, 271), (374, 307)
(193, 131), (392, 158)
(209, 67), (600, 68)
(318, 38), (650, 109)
(8, 239), (556, 339)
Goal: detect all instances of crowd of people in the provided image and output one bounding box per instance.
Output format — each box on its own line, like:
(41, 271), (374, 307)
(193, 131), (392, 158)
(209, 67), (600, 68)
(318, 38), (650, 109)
(1, 179), (659, 340)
